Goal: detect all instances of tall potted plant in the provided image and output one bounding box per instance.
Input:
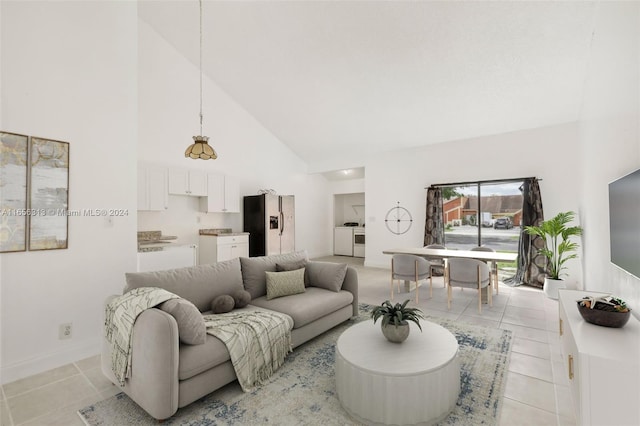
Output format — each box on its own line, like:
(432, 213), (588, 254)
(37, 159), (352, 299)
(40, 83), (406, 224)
(524, 211), (583, 299)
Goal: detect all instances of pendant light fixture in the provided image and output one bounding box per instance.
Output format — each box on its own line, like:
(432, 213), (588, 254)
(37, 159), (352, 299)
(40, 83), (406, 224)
(185, 0), (217, 160)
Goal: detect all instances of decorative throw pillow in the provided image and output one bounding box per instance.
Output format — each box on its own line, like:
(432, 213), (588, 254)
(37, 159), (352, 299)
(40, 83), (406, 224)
(265, 268), (306, 300)
(240, 250), (309, 299)
(232, 289), (251, 308)
(158, 299), (206, 345)
(211, 295), (235, 314)
(275, 259), (307, 272)
(276, 259), (310, 286)
(305, 261), (348, 292)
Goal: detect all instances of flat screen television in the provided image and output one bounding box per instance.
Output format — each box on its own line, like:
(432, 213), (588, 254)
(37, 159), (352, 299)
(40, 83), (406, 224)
(609, 167), (640, 279)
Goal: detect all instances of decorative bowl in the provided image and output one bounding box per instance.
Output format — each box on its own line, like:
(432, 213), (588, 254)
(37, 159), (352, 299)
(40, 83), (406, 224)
(577, 302), (631, 328)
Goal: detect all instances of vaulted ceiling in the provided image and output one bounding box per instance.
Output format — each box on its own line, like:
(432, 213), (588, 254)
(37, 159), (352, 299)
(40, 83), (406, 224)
(138, 1), (597, 172)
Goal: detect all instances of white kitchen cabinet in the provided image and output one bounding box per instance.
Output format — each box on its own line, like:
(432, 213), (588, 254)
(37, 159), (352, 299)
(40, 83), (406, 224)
(558, 289), (640, 426)
(200, 174), (240, 213)
(334, 227), (353, 256)
(168, 169), (207, 196)
(138, 165), (168, 211)
(199, 234), (249, 264)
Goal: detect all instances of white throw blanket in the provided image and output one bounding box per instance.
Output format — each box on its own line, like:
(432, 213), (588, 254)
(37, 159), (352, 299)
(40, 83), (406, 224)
(203, 311), (293, 392)
(104, 287), (179, 386)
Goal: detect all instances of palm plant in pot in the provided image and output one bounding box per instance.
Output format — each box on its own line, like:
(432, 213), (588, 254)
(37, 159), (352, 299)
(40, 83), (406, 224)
(371, 300), (424, 343)
(524, 211), (583, 299)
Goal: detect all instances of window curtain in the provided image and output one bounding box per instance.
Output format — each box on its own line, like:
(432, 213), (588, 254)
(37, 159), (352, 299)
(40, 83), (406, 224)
(424, 187), (444, 246)
(507, 178), (546, 288)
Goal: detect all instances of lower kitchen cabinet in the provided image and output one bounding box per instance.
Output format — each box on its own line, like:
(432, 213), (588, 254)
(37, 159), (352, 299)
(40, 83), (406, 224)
(199, 234), (249, 264)
(137, 245), (197, 272)
(334, 227), (353, 256)
(558, 289), (639, 426)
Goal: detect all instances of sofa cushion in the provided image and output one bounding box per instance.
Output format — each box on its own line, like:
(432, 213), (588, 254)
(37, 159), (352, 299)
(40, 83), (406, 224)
(179, 306), (293, 380)
(249, 287), (353, 329)
(159, 299), (206, 345)
(306, 261), (348, 292)
(265, 269), (306, 300)
(124, 258), (244, 312)
(276, 259), (310, 286)
(179, 333), (231, 380)
(240, 250), (308, 299)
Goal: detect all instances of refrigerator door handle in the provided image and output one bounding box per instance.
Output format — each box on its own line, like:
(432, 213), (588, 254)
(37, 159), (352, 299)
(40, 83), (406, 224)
(280, 211), (285, 236)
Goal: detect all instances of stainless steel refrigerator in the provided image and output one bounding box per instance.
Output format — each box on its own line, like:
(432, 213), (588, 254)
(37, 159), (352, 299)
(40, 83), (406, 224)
(243, 194), (295, 256)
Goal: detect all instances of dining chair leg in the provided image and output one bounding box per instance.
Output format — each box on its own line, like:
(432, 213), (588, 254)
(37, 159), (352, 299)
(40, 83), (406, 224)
(489, 279), (493, 308)
(414, 261), (420, 303)
(390, 277), (394, 300)
(429, 274), (433, 299)
(477, 265), (482, 313)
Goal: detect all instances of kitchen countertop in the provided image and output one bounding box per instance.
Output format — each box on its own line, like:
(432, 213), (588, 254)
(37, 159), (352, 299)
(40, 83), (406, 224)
(137, 230), (179, 252)
(199, 228), (250, 236)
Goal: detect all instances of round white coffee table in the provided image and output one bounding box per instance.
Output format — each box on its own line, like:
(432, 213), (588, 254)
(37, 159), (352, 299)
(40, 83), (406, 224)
(335, 320), (460, 426)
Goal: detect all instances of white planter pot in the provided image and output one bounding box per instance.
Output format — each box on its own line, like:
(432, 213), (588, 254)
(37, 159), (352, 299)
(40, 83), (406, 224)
(381, 322), (410, 343)
(544, 277), (566, 299)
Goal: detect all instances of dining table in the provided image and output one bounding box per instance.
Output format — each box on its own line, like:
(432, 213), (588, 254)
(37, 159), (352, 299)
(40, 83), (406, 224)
(382, 247), (518, 297)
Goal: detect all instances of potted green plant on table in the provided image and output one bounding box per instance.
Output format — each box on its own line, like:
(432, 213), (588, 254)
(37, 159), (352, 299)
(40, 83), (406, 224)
(524, 211), (583, 299)
(371, 300), (424, 343)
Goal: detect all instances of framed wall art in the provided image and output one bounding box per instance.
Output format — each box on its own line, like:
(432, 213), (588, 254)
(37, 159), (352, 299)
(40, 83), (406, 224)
(0, 131), (29, 252)
(29, 137), (69, 250)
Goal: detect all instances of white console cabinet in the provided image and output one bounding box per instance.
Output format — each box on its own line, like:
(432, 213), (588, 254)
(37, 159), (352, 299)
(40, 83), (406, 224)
(558, 289), (640, 426)
(199, 234), (249, 264)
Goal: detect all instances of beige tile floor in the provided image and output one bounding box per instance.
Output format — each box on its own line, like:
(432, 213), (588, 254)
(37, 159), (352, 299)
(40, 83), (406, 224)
(1, 256), (575, 426)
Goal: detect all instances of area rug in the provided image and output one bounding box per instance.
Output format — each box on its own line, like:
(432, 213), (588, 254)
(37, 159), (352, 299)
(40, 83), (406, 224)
(79, 304), (512, 425)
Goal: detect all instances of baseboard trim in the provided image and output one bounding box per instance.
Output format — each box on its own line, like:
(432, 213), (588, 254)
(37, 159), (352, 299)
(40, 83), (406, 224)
(1, 338), (101, 384)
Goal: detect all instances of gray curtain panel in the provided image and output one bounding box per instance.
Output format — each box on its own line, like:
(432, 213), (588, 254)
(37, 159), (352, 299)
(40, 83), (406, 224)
(424, 187), (444, 246)
(507, 178), (546, 288)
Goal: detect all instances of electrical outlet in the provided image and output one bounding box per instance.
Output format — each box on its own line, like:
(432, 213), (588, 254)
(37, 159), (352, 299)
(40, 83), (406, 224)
(59, 323), (72, 340)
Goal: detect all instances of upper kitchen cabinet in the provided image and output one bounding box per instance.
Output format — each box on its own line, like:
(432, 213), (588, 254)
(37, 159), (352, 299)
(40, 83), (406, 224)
(201, 174), (240, 213)
(168, 168), (207, 196)
(138, 165), (168, 211)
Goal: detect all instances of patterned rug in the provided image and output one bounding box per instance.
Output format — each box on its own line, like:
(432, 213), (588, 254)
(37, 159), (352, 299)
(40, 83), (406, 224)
(79, 304), (512, 425)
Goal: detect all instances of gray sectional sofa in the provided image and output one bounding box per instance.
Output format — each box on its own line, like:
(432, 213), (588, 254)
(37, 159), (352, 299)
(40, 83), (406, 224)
(101, 251), (358, 420)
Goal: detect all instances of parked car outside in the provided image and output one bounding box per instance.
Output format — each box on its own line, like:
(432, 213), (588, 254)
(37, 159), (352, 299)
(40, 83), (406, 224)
(494, 217), (513, 229)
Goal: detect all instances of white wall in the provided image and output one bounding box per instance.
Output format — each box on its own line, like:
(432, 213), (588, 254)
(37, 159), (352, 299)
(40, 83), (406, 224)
(364, 122), (584, 289)
(0, 1), (138, 383)
(137, 20), (331, 257)
(334, 193), (365, 227)
(578, 2), (640, 315)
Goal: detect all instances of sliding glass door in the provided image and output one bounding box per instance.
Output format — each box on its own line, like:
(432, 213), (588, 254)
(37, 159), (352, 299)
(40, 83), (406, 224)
(442, 180), (523, 279)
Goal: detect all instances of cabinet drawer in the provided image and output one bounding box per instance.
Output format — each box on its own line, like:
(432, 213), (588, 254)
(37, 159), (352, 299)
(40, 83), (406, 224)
(215, 235), (248, 245)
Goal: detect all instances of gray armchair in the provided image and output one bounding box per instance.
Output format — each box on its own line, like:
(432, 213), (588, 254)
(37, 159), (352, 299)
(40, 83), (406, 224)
(391, 254), (432, 303)
(446, 258), (492, 312)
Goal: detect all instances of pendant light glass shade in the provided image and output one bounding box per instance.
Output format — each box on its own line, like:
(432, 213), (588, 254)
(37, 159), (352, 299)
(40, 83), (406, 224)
(185, 136), (217, 160)
(186, 0), (217, 160)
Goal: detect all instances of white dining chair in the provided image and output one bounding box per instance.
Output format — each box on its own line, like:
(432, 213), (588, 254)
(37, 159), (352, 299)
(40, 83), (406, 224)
(424, 244), (446, 288)
(471, 245), (498, 294)
(446, 258), (492, 313)
(391, 254), (432, 303)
